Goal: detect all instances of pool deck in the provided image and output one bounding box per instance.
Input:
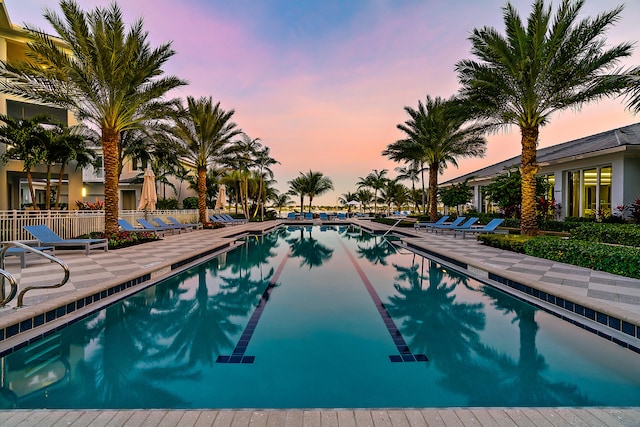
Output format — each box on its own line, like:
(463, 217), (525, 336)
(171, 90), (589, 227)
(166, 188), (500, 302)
(1, 218), (639, 426)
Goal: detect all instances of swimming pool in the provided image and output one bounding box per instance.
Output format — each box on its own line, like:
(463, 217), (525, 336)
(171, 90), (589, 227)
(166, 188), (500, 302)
(1, 224), (639, 409)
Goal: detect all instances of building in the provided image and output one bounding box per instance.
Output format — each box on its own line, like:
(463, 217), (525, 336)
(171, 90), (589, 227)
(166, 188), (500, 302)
(441, 122), (640, 219)
(0, 0), (82, 210)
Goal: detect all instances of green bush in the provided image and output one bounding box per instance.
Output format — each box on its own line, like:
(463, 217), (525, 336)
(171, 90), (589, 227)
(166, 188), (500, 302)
(477, 234), (532, 253)
(570, 223), (640, 247)
(81, 231), (160, 249)
(182, 197), (198, 209)
(157, 197), (179, 210)
(523, 236), (640, 279)
(372, 217), (415, 227)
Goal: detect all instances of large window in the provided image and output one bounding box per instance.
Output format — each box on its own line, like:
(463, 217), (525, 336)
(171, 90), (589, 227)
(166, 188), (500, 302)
(567, 166), (611, 218)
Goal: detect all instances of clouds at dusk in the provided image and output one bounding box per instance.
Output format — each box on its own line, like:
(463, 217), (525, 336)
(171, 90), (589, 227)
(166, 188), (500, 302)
(7, 0), (640, 204)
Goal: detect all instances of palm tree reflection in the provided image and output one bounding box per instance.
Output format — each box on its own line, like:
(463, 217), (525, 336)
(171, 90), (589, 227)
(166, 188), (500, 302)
(287, 227), (333, 269)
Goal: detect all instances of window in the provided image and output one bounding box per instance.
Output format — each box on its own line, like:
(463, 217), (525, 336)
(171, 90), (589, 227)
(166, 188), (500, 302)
(567, 166), (611, 218)
(6, 100), (68, 125)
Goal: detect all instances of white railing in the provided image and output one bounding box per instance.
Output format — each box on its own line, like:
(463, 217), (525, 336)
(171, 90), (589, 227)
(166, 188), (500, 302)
(0, 209), (201, 241)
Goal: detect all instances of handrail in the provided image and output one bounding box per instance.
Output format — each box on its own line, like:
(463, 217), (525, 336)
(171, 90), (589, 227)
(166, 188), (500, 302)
(0, 268), (17, 306)
(0, 241), (70, 308)
(382, 218), (404, 237)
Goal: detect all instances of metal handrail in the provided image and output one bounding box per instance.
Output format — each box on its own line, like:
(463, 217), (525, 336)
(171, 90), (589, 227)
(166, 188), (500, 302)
(382, 218), (404, 237)
(0, 268), (17, 306)
(0, 241), (70, 308)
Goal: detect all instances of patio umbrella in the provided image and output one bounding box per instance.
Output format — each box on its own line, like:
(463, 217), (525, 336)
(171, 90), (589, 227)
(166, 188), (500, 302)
(214, 184), (227, 211)
(137, 167), (157, 211)
(346, 201), (360, 206)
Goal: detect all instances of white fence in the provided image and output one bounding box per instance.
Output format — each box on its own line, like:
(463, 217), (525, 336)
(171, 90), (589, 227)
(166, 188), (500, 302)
(0, 209), (202, 241)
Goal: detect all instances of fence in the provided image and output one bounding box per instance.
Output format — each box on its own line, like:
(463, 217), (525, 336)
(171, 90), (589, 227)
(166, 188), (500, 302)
(0, 209), (201, 241)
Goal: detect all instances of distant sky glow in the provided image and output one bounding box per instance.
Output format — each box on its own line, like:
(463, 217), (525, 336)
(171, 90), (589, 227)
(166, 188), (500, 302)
(6, 0), (640, 205)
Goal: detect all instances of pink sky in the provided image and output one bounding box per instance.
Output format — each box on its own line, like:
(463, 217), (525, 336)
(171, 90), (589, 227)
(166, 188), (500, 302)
(7, 0), (640, 205)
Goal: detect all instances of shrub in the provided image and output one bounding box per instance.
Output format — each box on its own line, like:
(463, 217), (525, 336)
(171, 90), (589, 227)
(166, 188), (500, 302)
(372, 217), (415, 227)
(570, 223), (640, 247)
(81, 231), (160, 249)
(523, 236), (640, 279)
(477, 234), (532, 253)
(182, 197), (198, 209)
(157, 197), (179, 210)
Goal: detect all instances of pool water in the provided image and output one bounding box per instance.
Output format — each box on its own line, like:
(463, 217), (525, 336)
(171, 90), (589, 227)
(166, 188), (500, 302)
(1, 225), (639, 409)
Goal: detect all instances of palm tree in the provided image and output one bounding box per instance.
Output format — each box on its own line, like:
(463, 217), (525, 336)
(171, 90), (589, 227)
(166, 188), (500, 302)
(0, 1), (186, 233)
(299, 170), (334, 212)
(356, 169), (388, 214)
(0, 115), (49, 208)
(383, 95), (487, 222)
(271, 192), (294, 217)
(173, 96), (240, 224)
(338, 191), (358, 213)
(287, 175), (307, 213)
(253, 146), (279, 220)
(395, 162), (422, 213)
(355, 188), (374, 212)
(455, 0), (633, 235)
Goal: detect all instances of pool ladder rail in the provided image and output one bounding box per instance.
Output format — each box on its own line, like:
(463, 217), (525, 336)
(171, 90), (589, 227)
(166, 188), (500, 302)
(0, 241), (70, 308)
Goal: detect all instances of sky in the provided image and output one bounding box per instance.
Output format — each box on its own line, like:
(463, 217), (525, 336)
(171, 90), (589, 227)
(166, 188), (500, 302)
(5, 0), (640, 206)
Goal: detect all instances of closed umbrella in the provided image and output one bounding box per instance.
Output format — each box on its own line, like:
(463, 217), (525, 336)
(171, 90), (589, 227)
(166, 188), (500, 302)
(214, 184), (227, 212)
(138, 167), (157, 211)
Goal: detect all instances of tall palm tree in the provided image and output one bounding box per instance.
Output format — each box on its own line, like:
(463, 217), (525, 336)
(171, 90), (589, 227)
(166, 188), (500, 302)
(271, 192), (294, 217)
(455, 0), (633, 235)
(287, 175), (307, 213)
(0, 1), (186, 233)
(395, 162), (422, 212)
(356, 169), (388, 214)
(383, 95), (487, 222)
(173, 96), (240, 224)
(300, 170), (334, 212)
(252, 146), (279, 220)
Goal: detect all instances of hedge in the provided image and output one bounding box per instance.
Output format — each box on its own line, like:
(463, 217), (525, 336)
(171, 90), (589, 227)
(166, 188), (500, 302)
(523, 236), (640, 279)
(570, 223), (640, 247)
(476, 234), (532, 253)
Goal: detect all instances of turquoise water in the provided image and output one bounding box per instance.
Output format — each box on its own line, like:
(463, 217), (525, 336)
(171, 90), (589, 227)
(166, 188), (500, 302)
(1, 225), (640, 409)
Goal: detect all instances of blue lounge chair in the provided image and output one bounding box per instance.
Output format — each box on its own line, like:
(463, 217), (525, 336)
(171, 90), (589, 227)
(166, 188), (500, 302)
(453, 218), (505, 238)
(167, 216), (202, 230)
(428, 216), (466, 232)
(304, 212), (313, 220)
(23, 225), (108, 255)
(221, 214), (246, 224)
(435, 217), (479, 234)
(153, 217), (192, 232)
(286, 212), (296, 220)
(118, 219), (165, 237)
(319, 212), (329, 221)
(137, 218), (180, 234)
(4, 246), (55, 268)
(337, 213), (347, 220)
(210, 215), (238, 226)
(414, 215), (449, 231)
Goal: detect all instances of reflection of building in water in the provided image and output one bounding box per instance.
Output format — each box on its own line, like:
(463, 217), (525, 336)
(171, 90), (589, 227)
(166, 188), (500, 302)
(218, 252), (227, 269)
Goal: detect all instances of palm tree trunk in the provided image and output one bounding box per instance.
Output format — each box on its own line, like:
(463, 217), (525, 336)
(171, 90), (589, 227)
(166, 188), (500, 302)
(55, 164), (66, 209)
(26, 169), (37, 209)
(103, 127), (120, 234)
(421, 162), (426, 213)
(197, 166), (207, 224)
(520, 126), (539, 236)
(45, 163), (52, 210)
(428, 166), (438, 222)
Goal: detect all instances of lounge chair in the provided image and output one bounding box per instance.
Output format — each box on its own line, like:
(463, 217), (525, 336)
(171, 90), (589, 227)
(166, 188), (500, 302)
(286, 212), (296, 220)
(23, 225), (108, 255)
(118, 219), (165, 237)
(435, 217), (479, 234)
(221, 214), (246, 224)
(337, 213), (347, 220)
(137, 218), (180, 234)
(319, 212), (329, 221)
(304, 212), (313, 220)
(3, 246), (55, 268)
(153, 217), (193, 232)
(167, 216), (202, 230)
(427, 216), (466, 232)
(453, 218), (505, 238)
(414, 215), (449, 231)
(210, 215), (238, 226)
